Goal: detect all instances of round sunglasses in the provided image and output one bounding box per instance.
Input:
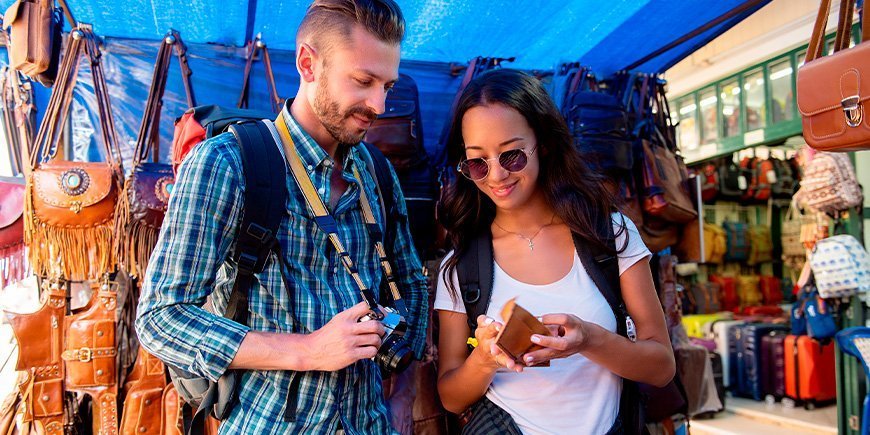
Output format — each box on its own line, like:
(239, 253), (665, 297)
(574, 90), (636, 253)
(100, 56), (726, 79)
(456, 146), (537, 181)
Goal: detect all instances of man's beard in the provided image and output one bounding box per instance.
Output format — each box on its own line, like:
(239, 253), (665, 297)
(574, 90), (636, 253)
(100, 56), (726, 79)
(312, 74), (378, 146)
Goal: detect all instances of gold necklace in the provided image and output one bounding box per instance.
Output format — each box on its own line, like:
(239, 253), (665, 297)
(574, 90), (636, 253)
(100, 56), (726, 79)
(492, 214), (556, 252)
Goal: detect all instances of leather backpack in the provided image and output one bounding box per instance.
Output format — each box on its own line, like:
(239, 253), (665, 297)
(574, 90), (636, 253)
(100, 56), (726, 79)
(25, 27), (123, 281)
(2, 0), (72, 86)
(115, 30), (196, 279)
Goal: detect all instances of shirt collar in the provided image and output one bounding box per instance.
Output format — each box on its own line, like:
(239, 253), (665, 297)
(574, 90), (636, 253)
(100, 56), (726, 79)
(279, 102), (362, 174)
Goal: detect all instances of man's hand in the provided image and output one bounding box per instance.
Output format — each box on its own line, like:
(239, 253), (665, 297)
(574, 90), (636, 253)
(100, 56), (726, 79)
(300, 302), (386, 371)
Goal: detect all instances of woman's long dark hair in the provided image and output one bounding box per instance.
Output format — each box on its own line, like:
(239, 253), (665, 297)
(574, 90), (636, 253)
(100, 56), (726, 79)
(439, 68), (626, 300)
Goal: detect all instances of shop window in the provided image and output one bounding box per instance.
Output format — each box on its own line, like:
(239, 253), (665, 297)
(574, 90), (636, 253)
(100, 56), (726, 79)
(797, 51), (807, 68)
(743, 70), (766, 131)
(676, 97), (699, 150)
(699, 88), (718, 143)
(720, 79), (741, 137)
(769, 59), (794, 124)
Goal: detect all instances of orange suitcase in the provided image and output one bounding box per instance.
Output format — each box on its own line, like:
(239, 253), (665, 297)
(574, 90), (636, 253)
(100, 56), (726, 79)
(783, 335), (836, 409)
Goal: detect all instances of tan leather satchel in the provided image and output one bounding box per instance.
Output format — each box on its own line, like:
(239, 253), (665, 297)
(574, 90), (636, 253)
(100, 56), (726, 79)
(120, 348), (167, 435)
(25, 27), (123, 281)
(62, 281), (118, 435)
(4, 284), (66, 435)
(3, 0), (53, 77)
(797, 0), (870, 151)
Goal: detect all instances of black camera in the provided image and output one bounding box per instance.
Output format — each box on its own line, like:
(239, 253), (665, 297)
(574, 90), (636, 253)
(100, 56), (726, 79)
(359, 306), (413, 375)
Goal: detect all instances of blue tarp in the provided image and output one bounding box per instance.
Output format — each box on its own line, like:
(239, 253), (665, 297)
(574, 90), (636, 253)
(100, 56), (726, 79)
(0, 0), (770, 167)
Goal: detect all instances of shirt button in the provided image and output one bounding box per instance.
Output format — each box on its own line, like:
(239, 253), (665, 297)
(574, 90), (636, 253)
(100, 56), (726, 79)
(333, 267), (338, 274)
(318, 187), (326, 195)
(307, 164), (314, 172)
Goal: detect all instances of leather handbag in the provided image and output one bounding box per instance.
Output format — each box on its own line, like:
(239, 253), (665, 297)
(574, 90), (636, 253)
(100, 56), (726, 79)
(120, 347), (168, 435)
(116, 30), (196, 279)
(0, 180), (26, 289)
(25, 27), (124, 281)
(797, 0), (870, 151)
(3, 284), (66, 434)
(63, 281), (119, 434)
(639, 136), (697, 224)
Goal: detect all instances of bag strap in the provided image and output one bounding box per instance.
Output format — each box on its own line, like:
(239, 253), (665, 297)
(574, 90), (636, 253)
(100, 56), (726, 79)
(456, 231), (494, 331)
(807, 0), (868, 63)
(134, 30), (197, 165)
(31, 27), (123, 175)
(274, 111), (408, 318)
(237, 34), (282, 113)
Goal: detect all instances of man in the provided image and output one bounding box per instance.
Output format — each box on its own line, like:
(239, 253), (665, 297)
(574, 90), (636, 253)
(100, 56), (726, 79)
(135, 1), (428, 433)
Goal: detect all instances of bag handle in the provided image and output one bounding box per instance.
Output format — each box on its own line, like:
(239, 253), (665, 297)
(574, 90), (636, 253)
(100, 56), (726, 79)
(133, 30), (197, 165)
(31, 27), (123, 175)
(807, 0), (868, 63)
(237, 34), (282, 113)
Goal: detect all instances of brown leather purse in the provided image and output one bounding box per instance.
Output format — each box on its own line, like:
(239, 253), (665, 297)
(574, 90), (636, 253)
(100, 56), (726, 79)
(62, 281), (118, 434)
(115, 30), (196, 279)
(0, 180), (26, 289)
(797, 0), (870, 151)
(120, 348), (167, 435)
(4, 284), (66, 435)
(25, 27), (123, 281)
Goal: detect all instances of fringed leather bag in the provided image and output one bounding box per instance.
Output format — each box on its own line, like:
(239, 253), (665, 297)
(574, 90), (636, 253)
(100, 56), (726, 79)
(25, 27), (123, 281)
(115, 30), (196, 279)
(0, 180), (26, 289)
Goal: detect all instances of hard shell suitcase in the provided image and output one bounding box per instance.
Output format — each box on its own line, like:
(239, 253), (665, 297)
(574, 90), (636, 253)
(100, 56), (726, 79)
(784, 335), (837, 409)
(711, 319), (745, 389)
(736, 324), (789, 400)
(760, 331), (788, 401)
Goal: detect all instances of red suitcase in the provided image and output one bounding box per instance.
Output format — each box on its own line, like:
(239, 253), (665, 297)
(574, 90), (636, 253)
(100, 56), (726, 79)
(783, 335), (836, 409)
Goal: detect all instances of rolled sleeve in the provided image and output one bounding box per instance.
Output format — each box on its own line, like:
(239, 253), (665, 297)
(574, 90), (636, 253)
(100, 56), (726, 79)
(385, 166), (429, 359)
(135, 133), (249, 381)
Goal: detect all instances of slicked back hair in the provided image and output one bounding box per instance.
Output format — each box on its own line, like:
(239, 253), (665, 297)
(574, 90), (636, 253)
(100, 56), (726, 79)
(296, 0), (404, 56)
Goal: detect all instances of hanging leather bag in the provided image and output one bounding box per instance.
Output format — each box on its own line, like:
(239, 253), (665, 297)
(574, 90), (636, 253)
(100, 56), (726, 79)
(797, 0), (870, 151)
(116, 30), (196, 279)
(25, 27), (124, 281)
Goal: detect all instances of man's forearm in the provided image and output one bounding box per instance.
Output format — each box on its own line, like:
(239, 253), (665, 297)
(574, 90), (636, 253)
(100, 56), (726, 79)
(228, 331), (312, 371)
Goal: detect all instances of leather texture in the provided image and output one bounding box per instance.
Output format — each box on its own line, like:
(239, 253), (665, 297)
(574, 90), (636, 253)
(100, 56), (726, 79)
(0, 181), (24, 249)
(494, 298), (550, 365)
(160, 384), (184, 435)
(31, 160), (118, 228)
(640, 138), (697, 224)
(120, 347), (168, 435)
(4, 0), (53, 77)
(4, 287), (66, 432)
(128, 162), (173, 229)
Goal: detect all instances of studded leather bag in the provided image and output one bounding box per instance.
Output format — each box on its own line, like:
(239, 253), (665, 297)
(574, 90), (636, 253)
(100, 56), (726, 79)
(120, 347), (168, 435)
(3, 285), (66, 435)
(62, 281), (119, 434)
(115, 30), (195, 279)
(25, 27), (123, 281)
(797, 0), (870, 152)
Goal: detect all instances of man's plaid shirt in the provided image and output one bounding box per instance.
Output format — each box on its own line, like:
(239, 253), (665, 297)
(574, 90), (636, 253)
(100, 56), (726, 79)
(136, 112), (428, 434)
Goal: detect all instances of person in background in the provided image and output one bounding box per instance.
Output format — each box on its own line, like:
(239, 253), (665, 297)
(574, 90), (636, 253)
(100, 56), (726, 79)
(435, 69), (675, 434)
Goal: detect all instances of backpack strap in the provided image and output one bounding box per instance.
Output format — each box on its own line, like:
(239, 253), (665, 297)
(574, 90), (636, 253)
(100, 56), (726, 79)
(456, 231), (494, 331)
(186, 121), (290, 434)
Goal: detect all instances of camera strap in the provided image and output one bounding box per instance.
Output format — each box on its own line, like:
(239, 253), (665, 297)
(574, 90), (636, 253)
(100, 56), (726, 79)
(274, 111), (409, 320)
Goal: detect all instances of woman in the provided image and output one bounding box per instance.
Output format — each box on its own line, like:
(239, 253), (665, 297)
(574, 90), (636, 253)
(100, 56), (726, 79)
(434, 69), (675, 435)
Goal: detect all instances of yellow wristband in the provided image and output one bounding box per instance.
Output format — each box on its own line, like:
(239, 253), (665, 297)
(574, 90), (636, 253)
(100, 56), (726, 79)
(466, 337), (478, 348)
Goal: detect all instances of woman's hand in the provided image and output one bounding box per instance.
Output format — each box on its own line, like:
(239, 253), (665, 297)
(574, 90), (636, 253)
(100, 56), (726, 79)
(473, 315), (524, 373)
(521, 313), (592, 366)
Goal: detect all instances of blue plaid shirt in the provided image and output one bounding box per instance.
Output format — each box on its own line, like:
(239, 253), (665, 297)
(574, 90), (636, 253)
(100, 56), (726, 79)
(136, 113), (428, 434)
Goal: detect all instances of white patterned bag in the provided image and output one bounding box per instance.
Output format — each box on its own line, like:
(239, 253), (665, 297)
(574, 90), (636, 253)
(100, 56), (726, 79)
(798, 152), (863, 214)
(810, 235), (870, 299)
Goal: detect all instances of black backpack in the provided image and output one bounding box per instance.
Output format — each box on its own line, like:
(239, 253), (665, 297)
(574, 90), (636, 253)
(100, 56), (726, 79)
(562, 72), (634, 176)
(770, 157), (797, 198)
(364, 73), (438, 259)
(717, 158), (746, 200)
(169, 121), (397, 434)
(455, 214), (644, 434)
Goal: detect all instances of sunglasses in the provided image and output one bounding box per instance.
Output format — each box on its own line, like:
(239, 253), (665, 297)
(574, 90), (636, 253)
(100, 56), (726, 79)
(456, 147), (537, 181)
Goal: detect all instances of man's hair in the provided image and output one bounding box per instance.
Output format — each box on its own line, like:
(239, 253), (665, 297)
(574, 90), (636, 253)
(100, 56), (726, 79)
(297, 0), (405, 55)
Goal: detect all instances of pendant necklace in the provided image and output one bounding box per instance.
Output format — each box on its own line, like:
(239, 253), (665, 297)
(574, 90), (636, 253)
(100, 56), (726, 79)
(493, 214), (556, 252)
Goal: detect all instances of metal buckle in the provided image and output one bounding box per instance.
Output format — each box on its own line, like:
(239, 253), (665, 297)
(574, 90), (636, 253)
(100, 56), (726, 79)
(841, 96), (863, 128)
(77, 347), (92, 362)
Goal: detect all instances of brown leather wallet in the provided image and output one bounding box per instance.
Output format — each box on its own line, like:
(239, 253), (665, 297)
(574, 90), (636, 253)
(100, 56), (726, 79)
(494, 298), (551, 366)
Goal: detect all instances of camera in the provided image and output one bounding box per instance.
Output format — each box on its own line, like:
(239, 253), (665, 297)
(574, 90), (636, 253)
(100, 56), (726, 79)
(359, 306), (413, 375)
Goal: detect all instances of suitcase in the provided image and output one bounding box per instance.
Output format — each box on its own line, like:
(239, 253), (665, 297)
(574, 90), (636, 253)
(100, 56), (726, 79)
(711, 319), (745, 389)
(736, 324), (789, 400)
(760, 331), (788, 401)
(710, 352), (726, 412)
(784, 335), (837, 409)
(682, 313), (729, 339)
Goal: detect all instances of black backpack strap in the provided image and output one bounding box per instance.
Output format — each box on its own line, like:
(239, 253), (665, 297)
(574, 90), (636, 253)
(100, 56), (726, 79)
(187, 121), (289, 434)
(573, 214), (627, 336)
(456, 231), (494, 332)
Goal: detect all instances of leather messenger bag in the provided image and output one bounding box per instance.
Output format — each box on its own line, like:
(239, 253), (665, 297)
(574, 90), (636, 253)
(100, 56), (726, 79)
(797, 0), (870, 151)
